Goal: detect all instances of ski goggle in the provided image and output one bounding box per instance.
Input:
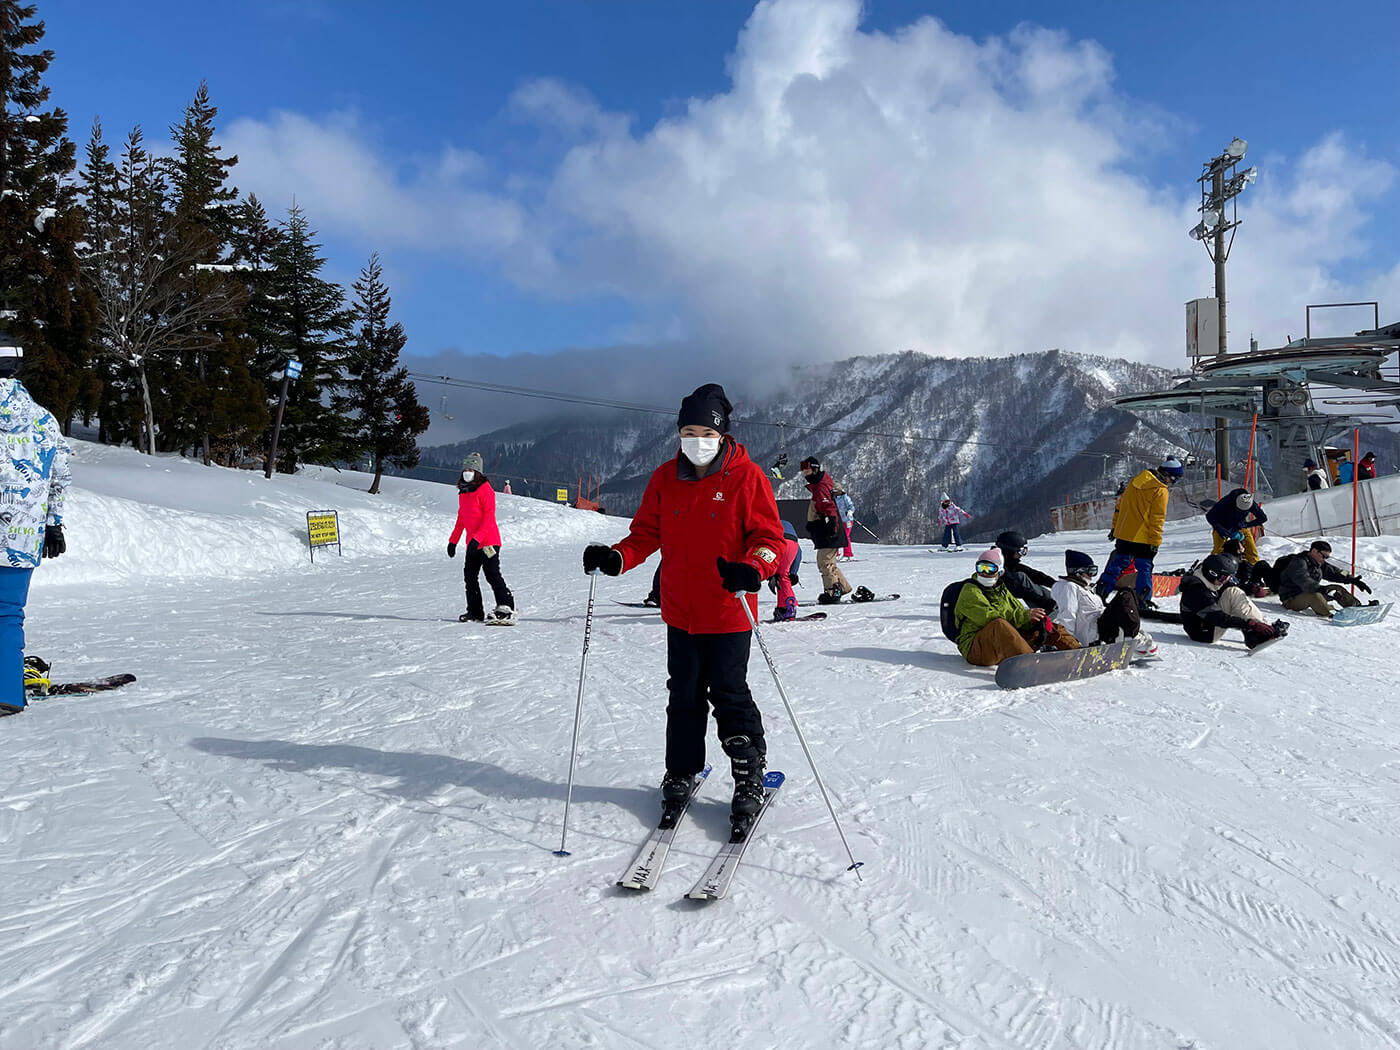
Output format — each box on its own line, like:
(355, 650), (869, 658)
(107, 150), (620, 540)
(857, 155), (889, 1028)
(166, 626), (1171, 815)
(974, 560), (1001, 578)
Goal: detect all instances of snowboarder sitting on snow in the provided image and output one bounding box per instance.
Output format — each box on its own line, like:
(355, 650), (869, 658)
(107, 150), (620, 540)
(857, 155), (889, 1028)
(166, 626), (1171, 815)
(1050, 551), (1157, 656)
(1206, 487), (1267, 576)
(0, 338), (71, 716)
(953, 548), (1079, 667)
(995, 530), (1058, 618)
(937, 494), (972, 551)
(581, 383), (785, 830)
(448, 452), (516, 624)
(801, 456), (873, 605)
(1097, 458), (1183, 608)
(1274, 540), (1371, 619)
(767, 520), (803, 621)
(1178, 553), (1288, 650)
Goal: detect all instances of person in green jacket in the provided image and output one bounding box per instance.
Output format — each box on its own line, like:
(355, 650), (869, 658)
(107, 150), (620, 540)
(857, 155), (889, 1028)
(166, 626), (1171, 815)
(954, 549), (1079, 666)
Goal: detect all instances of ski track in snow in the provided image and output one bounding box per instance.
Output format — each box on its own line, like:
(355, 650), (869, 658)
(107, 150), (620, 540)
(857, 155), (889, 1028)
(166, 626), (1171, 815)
(4, 447), (1400, 1049)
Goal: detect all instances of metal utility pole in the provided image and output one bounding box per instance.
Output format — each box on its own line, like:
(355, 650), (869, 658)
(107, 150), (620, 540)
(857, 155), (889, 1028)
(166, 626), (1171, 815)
(264, 359), (302, 479)
(1192, 137), (1256, 482)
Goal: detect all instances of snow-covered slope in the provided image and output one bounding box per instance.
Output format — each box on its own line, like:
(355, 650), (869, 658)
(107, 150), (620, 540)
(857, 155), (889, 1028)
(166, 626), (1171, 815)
(7, 441), (1400, 1049)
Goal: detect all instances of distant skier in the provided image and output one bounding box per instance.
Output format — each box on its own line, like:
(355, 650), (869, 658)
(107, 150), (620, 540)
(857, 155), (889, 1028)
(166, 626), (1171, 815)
(1050, 551), (1157, 656)
(800, 456), (872, 604)
(448, 452), (516, 624)
(835, 487), (856, 560)
(937, 494), (972, 551)
(580, 383), (785, 830)
(1178, 553), (1288, 649)
(1273, 540), (1371, 618)
(503, 479), (513, 494)
(1358, 452), (1377, 481)
(952, 548), (1079, 666)
(768, 520), (803, 620)
(1096, 458), (1184, 607)
(1304, 459), (1329, 490)
(995, 530), (1058, 618)
(0, 340), (71, 716)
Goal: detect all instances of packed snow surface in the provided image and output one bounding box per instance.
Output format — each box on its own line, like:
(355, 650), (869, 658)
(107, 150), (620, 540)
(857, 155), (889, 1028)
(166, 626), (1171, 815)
(5, 441), (1400, 1049)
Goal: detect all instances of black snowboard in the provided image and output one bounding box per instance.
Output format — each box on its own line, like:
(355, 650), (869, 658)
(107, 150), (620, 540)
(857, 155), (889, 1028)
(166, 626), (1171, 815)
(771, 612), (828, 622)
(837, 593), (900, 605)
(611, 600), (660, 609)
(1139, 607), (1184, 625)
(995, 640), (1136, 690)
(47, 674), (137, 696)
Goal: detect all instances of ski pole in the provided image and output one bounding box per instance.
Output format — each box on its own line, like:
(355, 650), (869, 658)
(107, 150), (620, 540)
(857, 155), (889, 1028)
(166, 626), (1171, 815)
(736, 593), (864, 879)
(852, 517), (880, 542)
(555, 572), (598, 856)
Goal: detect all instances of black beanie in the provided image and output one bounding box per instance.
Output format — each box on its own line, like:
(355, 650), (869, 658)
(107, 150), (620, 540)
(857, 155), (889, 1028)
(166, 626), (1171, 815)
(1064, 549), (1096, 574)
(677, 383), (732, 433)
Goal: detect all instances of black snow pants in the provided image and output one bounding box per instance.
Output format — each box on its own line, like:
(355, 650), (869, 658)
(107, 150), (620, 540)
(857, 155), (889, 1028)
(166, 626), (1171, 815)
(463, 541), (514, 619)
(664, 626), (765, 776)
(1097, 588), (1141, 643)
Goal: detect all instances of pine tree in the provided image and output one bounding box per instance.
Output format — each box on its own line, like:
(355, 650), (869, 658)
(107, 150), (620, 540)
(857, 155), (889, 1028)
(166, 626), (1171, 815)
(342, 253), (429, 493)
(161, 82), (260, 464)
(263, 203), (354, 473)
(0, 0), (94, 426)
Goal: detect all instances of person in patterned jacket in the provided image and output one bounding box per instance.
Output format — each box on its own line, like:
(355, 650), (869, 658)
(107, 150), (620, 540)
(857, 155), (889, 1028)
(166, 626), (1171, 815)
(937, 494), (973, 551)
(581, 384), (785, 830)
(0, 338), (71, 715)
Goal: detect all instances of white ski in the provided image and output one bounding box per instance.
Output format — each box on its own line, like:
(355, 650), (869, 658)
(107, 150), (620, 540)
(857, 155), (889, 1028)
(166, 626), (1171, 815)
(685, 771), (784, 901)
(616, 765), (711, 891)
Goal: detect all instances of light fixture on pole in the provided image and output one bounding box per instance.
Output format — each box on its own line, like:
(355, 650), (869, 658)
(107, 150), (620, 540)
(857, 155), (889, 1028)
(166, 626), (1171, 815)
(1191, 135), (1257, 481)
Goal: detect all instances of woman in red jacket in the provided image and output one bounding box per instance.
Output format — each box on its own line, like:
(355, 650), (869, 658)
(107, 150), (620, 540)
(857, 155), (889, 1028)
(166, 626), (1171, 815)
(582, 384), (785, 833)
(449, 452), (515, 624)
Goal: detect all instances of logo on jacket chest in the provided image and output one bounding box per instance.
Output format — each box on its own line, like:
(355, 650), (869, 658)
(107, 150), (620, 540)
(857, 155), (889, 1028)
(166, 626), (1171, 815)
(712, 491), (725, 502)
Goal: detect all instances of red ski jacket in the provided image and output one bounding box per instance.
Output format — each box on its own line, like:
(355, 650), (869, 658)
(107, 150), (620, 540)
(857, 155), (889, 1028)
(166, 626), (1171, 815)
(449, 482), (502, 548)
(613, 438), (785, 634)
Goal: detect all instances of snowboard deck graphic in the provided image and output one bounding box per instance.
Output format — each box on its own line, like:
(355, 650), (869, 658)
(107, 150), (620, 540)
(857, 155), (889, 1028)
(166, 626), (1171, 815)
(995, 640), (1136, 690)
(27, 674), (138, 698)
(834, 593), (900, 605)
(1152, 574), (1183, 598)
(1330, 602), (1391, 627)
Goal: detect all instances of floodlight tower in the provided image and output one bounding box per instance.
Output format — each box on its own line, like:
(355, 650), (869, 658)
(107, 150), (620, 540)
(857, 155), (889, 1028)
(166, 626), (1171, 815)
(1192, 137), (1257, 479)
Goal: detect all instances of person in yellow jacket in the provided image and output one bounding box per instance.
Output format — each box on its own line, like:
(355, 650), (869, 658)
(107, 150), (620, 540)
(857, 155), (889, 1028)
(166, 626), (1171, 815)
(1096, 458), (1183, 606)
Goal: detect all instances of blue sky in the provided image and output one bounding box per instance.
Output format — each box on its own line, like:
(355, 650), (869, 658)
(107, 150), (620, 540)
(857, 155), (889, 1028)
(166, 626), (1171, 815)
(37, 0), (1400, 432)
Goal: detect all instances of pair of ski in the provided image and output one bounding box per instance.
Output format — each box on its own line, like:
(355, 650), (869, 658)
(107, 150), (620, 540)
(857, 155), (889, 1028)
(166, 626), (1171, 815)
(616, 766), (784, 900)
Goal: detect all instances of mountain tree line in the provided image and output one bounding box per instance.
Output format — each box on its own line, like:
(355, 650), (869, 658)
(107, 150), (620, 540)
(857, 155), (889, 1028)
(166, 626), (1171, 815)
(0, 1), (429, 487)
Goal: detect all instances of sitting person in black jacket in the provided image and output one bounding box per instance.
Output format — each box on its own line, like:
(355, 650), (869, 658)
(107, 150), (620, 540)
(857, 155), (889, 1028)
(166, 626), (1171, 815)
(1178, 553), (1289, 650)
(994, 530), (1058, 619)
(1274, 540), (1372, 618)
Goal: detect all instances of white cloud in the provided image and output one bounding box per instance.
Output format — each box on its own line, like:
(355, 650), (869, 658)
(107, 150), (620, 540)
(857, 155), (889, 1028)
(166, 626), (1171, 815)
(220, 0), (1399, 376)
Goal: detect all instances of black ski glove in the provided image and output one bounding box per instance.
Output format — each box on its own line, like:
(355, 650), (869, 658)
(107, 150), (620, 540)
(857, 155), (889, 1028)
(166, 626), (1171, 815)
(789, 571), (799, 587)
(583, 544), (622, 576)
(716, 556), (761, 593)
(447, 541), (457, 558)
(43, 525), (64, 559)
(1353, 577), (1372, 594)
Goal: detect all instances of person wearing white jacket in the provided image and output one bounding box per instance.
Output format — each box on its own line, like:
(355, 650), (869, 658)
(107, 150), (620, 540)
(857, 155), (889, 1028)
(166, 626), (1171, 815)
(1050, 550), (1157, 656)
(0, 337), (72, 715)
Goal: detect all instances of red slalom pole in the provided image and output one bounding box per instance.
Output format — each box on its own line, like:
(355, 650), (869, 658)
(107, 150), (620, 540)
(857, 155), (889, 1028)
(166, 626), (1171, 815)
(1216, 463), (1222, 500)
(1244, 412), (1258, 493)
(1351, 428), (1360, 595)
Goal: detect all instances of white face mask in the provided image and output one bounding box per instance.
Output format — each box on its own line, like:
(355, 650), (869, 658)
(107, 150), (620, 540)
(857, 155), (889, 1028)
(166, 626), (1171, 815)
(461, 469), (476, 484)
(974, 573), (1000, 588)
(680, 436), (721, 467)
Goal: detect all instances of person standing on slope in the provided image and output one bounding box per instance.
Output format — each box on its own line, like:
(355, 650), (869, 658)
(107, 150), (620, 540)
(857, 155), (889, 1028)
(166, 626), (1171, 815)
(1096, 458), (1184, 607)
(580, 384), (785, 831)
(952, 548), (1079, 666)
(937, 494), (972, 551)
(801, 456), (872, 604)
(834, 487), (856, 560)
(1050, 550), (1156, 656)
(0, 340), (71, 716)
(448, 452), (516, 624)
(1178, 553), (1289, 649)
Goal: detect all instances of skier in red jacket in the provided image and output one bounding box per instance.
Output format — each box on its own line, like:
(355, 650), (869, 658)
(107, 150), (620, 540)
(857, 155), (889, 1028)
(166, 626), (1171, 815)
(582, 383), (785, 831)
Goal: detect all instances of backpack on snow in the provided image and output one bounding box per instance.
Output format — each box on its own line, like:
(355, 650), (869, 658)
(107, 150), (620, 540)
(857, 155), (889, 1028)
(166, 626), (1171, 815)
(1265, 552), (1302, 592)
(940, 579), (970, 643)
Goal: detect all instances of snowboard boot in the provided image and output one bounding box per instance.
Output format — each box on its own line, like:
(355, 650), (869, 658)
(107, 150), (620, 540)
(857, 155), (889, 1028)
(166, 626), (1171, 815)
(850, 585), (876, 603)
(485, 605), (516, 626)
(817, 587), (842, 605)
(722, 734), (766, 837)
(23, 655), (50, 697)
(1132, 631), (1160, 659)
(458, 612), (485, 622)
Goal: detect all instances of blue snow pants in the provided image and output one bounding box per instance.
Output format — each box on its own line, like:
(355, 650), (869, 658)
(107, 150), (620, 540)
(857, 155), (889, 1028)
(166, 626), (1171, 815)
(0, 567), (34, 712)
(941, 524), (963, 547)
(1096, 549), (1153, 604)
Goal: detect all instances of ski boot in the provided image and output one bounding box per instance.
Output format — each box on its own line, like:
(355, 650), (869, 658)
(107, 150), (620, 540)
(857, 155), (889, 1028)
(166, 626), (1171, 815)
(722, 734), (766, 840)
(659, 771), (701, 828)
(850, 585), (876, 603)
(485, 605), (516, 626)
(23, 655), (51, 698)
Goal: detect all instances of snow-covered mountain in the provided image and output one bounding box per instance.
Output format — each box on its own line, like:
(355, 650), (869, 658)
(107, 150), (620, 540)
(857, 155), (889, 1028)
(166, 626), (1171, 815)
(418, 349), (1191, 544)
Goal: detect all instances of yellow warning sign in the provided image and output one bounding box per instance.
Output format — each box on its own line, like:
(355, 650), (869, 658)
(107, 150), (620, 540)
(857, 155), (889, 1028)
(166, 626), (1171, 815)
(556, 488), (569, 503)
(306, 510), (342, 560)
